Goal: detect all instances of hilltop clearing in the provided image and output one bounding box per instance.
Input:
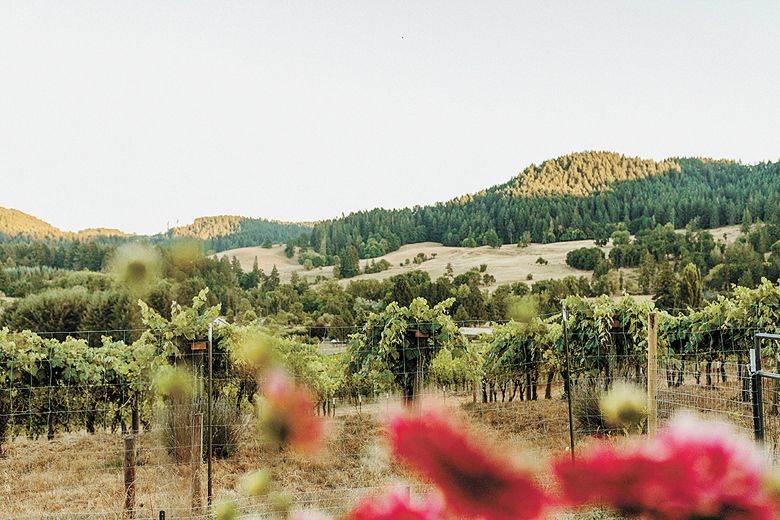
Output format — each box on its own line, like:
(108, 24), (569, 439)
(215, 225), (742, 287)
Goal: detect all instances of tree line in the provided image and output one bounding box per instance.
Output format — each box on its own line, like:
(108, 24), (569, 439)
(301, 153), (779, 265)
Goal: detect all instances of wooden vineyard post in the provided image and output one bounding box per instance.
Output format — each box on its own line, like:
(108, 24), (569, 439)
(191, 413), (204, 517)
(123, 435), (136, 519)
(647, 312), (658, 435)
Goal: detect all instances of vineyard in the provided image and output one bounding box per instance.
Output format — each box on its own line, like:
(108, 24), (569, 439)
(1, 280), (780, 518)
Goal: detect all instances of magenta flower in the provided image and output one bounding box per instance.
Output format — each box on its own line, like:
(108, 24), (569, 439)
(387, 407), (549, 520)
(554, 414), (778, 519)
(260, 369), (326, 454)
(345, 488), (444, 520)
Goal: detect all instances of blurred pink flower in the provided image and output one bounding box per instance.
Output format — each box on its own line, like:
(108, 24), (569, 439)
(260, 369), (326, 454)
(345, 488), (444, 520)
(291, 510), (332, 520)
(554, 413), (777, 519)
(387, 407), (548, 520)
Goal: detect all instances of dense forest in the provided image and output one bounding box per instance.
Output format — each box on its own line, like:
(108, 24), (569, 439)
(2, 215), (779, 337)
(2, 150), (779, 335)
(307, 153), (780, 263)
(0, 209), (312, 253)
(156, 215), (313, 251)
(5, 153), (779, 264)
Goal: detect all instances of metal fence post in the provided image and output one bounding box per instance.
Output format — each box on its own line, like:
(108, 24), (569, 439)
(647, 312), (658, 435)
(207, 322), (214, 510)
(562, 305), (575, 462)
(751, 333), (765, 442)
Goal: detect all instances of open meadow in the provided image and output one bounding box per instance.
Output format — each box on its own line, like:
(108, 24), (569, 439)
(214, 225), (742, 287)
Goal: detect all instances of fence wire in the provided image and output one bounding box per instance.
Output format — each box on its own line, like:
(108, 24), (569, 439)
(0, 321), (772, 519)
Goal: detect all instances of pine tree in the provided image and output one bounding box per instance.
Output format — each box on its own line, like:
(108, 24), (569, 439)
(677, 263), (703, 308)
(653, 262), (677, 309)
(0, 267), (8, 294)
(391, 276), (413, 307)
(265, 265), (280, 289)
(340, 246), (360, 278)
(741, 208), (753, 233)
(230, 256), (243, 275)
(638, 253), (656, 293)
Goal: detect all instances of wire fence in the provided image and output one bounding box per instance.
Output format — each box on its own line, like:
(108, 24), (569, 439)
(0, 319), (775, 519)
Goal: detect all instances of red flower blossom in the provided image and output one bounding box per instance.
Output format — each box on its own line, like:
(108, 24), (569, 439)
(260, 369), (326, 453)
(554, 413), (778, 519)
(345, 488), (444, 520)
(387, 407), (549, 520)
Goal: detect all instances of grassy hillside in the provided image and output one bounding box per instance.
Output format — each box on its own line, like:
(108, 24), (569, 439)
(0, 208), (311, 252)
(310, 152), (779, 260)
(0, 207), (62, 239)
(163, 215), (313, 252)
(3, 152), (777, 257)
(216, 225), (743, 289)
(0, 207), (130, 241)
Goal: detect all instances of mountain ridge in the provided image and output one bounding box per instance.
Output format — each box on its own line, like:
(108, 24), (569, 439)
(2, 151), (778, 255)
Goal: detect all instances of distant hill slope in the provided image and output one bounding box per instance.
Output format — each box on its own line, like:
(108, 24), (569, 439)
(162, 215), (313, 252)
(216, 224), (744, 288)
(491, 151), (681, 197)
(311, 152), (780, 259)
(0, 207), (130, 241)
(0, 208), (311, 251)
(3, 152), (778, 255)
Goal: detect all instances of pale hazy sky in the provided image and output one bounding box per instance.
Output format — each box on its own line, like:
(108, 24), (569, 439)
(1, 1), (778, 235)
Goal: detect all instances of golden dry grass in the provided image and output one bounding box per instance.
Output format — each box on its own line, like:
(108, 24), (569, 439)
(0, 414), (399, 519)
(0, 390), (578, 519)
(0, 372), (760, 519)
(214, 225), (742, 290)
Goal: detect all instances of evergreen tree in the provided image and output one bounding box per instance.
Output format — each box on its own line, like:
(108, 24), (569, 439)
(391, 276), (414, 307)
(677, 263), (703, 308)
(265, 265), (280, 290)
(230, 256), (243, 276)
(0, 267), (9, 294)
(741, 208), (753, 233)
(638, 253), (656, 293)
(653, 262), (677, 309)
(340, 246), (361, 279)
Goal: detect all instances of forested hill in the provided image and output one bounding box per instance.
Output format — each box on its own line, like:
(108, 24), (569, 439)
(160, 215), (313, 251)
(0, 208), (311, 253)
(309, 152), (780, 260)
(0, 207), (130, 242)
(3, 152), (779, 259)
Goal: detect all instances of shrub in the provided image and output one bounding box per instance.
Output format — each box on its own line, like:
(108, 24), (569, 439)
(413, 253), (429, 264)
(572, 385), (617, 437)
(158, 399), (202, 464)
(159, 397), (245, 462)
(566, 247), (606, 270)
(364, 259), (391, 274)
(572, 384), (646, 437)
(211, 397), (246, 459)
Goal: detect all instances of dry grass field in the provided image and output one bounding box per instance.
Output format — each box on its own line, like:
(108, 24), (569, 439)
(214, 225), (742, 288)
(0, 389), (600, 519)
(1, 370), (756, 519)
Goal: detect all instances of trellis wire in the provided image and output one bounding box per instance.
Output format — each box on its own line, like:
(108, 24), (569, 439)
(0, 320), (771, 518)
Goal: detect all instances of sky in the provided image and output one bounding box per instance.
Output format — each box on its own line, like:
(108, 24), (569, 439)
(1, 1), (778, 235)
